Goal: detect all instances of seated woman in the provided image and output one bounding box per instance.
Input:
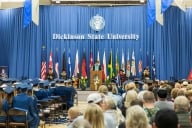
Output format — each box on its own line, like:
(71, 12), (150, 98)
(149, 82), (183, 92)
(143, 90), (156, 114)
(60, 69), (67, 80)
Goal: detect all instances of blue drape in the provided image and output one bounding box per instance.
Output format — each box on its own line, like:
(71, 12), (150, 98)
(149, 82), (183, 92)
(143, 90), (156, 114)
(0, 5), (192, 80)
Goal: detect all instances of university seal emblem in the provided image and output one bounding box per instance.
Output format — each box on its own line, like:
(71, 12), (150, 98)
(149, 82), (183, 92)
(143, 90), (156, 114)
(89, 14), (105, 31)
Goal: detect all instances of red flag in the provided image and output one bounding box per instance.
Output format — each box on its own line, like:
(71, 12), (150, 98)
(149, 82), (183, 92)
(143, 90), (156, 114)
(49, 50), (53, 71)
(187, 69), (192, 80)
(81, 51), (87, 77)
(89, 51), (94, 71)
(41, 46), (46, 80)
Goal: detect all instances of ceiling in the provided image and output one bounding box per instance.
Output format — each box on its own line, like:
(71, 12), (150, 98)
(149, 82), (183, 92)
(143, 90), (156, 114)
(0, 0), (192, 9)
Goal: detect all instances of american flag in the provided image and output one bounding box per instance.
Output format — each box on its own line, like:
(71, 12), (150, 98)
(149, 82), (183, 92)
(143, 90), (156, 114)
(41, 46), (46, 80)
(73, 49), (79, 77)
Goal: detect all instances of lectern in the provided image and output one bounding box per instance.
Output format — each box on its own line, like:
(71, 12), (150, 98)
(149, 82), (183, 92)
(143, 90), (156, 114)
(90, 71), (102, 91)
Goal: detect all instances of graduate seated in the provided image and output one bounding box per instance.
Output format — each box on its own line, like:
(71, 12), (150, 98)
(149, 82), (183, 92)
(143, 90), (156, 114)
(11, 83), (40, 128)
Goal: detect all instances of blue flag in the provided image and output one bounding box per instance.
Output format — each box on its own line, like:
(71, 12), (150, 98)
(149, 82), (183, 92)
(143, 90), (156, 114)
(23, 0), (32, 27)
(162, 0), (173, 12)
(147, 0), (156, 26)
(152, 53), (156, 80)
(68, 50), (72, 78)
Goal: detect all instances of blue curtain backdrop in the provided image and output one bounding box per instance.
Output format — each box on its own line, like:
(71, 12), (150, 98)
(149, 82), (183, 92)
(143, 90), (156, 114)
(0, 5), (192, 80)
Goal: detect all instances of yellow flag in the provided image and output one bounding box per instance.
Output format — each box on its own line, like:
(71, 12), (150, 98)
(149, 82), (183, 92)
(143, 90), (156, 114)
(32, 0), (39, 25)
(174, 0), (186, 12)
(156, 0), (163, 25)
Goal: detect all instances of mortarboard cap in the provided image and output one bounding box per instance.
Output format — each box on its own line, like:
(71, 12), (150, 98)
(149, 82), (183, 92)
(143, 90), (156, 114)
(3, 86), (14, 94)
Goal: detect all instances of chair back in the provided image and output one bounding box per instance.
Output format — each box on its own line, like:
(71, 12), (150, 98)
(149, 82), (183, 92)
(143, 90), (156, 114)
(8, 108), (28, 128)
(0, 109), (7, 128)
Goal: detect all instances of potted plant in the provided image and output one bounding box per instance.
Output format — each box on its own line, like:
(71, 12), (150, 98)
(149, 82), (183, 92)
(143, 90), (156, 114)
(79, 76), (88, 90)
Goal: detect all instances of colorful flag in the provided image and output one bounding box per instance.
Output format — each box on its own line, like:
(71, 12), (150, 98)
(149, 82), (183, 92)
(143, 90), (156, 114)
(73, 49), (79, 77)
(81, 50), (87, 77)
(126, 50), (131, 78)
(121, 49), (125, 72)
(49, 50), (53, 72)
(68, 49), (72, 78)
(24, 0), (39, 27)
(40, 46), (46, 80)
(108, 51), (113, 79)
(152, 53), (156, 80)
(138, 49), (143, 75)
(102, 50), (107, 81)
(97, 50), (100, 64)
(89, 51), (94, 71)
(62, 49), (66, 71)
(115, 49), (120, 76)
(131, 50), (136, 76)
(55, 49), (59, 78)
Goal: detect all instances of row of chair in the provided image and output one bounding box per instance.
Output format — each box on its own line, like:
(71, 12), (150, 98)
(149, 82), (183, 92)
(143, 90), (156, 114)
(0, 108), (28, 128)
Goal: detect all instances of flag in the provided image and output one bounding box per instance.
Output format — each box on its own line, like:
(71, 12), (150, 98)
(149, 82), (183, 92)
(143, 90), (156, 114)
(121, 49), (125, 72)
(97, 50), (100, 64)
(89, 51), (94, 71)
(131, 50), (136, 76)
(147, 0), (156, 26)
(81, 50), (87, 77)
(156, 0), (163, 25)
(115, 49), (120, 76)
(55, 49), (59, 78)
(138, 49), (143, 75)
(23, 0), (39, 27)
(40, 46), (46, 80)
(32, 0), (39, 25)
(102, 50), (107, 81)
(152, 53), (156, 80)
(187, 69), (192, 80)
(148, 0), (164, 26)
(24, 0), (32, 27)
(108, 51), (113, 79)
(174, 0), (186, 12)
(49, 50), (53, 72)
(162, 0), (173, 12)
(126, 50), (131, 78)
(73, 49), (79, 77)
(62, 49), (66, 71)
(68, 50), (72, 78)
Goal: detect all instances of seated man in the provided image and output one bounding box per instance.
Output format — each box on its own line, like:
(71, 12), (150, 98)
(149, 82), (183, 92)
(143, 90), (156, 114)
(46, 68), (55, 81)
(12, 83), (40, 128)
(60, 69), (67, 80)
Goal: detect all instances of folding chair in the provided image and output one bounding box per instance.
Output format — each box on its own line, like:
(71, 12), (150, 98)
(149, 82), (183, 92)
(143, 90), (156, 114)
(0, 110), (7, 128)
(8, 108), (28, 128)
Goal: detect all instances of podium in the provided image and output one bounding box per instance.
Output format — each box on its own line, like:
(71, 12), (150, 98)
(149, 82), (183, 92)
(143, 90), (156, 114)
(90, 71), (102, 91)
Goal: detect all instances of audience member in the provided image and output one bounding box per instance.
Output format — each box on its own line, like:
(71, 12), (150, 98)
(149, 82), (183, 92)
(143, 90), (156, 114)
(84, 103), (105, 128)
(154, 89), (174, 110)
(121, 90), (138, 117)
(153, 109), (179, 128)
(67, 106), (81, 128)
(73, 118), (92, 128)
(143, 91), (159, 124)
(174, 96), (192, 128)
(126, 105), (151, 128)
